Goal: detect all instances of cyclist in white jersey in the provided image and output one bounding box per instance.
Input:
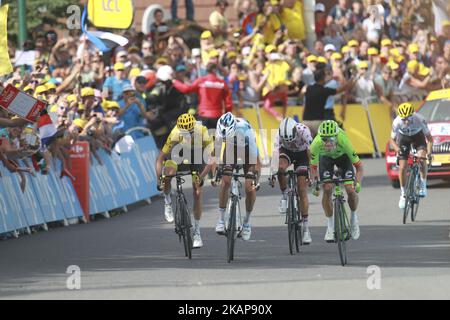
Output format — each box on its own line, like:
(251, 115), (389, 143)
(213, 112), (261, 241)
(270, 118), (313, 244)
(390, 103), (433, 209)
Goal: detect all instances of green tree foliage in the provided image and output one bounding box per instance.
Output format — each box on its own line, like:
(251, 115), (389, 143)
(4, 0), (78, 43)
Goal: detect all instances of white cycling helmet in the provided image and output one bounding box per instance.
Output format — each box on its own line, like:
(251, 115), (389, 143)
(156, 65), (174, 82)
(217, 112), (236, 139)
(279, 117), (297, 143)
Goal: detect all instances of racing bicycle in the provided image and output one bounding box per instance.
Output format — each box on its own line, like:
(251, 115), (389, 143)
(315, 172), (353, 266)
(162, 172), (195, 259)
(270, 170), (304, 255)
(403, 154), (429, 224)
(216, 166), (257, 263)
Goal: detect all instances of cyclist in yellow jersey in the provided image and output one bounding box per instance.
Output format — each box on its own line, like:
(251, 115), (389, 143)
(310, 120), (364, 242)
(155, 114), (214, 248)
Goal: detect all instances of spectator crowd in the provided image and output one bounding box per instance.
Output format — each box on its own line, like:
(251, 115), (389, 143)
(0, 0), (449, 191)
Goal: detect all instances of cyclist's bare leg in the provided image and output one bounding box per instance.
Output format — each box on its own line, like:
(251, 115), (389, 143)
(417, 149), (428, 179)
(163, 166), (176, 195)
(192, 182), (202, 220)
(322, 183), (333, 217)
(219, 175), (231, 209)
(297, 176), (309, 218)
(277, 158), (289, 192)
(398, 159), (408, 188)
(345, 184), (359, 212)
(245, 179), (256, 214)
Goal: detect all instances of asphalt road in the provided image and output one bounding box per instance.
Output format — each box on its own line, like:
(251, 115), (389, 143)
(1, 158), (450, 300)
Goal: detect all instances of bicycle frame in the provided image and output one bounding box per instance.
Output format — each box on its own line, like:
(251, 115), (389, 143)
(225, 170), (244, 236)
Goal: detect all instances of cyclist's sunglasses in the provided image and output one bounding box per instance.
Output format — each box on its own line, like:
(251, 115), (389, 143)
(322, 137), (337, 143)
(401, 116), (413, 121)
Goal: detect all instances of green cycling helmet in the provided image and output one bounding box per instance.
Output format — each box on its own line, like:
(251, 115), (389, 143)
(318, 120), (339, 137)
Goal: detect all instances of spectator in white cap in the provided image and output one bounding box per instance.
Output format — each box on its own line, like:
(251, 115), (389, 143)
(118, 84), (146, 139)
(324, 43), (337, 60)
(315, 3), (327, 39)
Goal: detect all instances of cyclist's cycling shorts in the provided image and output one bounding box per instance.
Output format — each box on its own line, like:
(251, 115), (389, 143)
(279, 147), (309, 177)
(220, 143), (257, 176)
(319, 154), (354, 184)
(397, 131), (427, 160)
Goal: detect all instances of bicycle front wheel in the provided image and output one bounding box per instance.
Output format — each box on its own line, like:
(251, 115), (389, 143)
(334, 200), (348, 266)
(411, 173), (421, 222)
(287, 196), (295, 255)
(227, 197), (237, 263)
(403, 170), (415, 224)
(180, 199), (193, 259)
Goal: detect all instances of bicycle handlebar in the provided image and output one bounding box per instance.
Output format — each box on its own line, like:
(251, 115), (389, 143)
(316, 178), (355, 185)
(162, 171), (198, 179)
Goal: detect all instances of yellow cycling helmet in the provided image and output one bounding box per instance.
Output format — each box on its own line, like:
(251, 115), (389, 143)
(397, 103), (414, 119)
(177, 113), (196, 132)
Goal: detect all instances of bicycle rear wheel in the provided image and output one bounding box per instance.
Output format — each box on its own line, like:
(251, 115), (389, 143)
(180, 199), (193, 259)
(227, 198), (237, 263)
(334, 200), (347, 266)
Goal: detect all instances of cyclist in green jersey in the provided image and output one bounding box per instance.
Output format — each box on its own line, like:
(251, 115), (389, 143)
(310, 120), (364, 242)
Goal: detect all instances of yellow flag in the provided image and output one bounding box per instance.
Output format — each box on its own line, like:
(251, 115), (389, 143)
(0, 4), (13, 77)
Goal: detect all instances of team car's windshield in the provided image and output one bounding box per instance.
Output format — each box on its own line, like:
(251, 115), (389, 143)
(418, 99), (450, 122)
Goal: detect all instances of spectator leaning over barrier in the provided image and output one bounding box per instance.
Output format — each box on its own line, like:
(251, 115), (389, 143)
(261, 45), (290, 122)
(172, 63), (233, 130)
(102, 62), (131, 101)
(0, 124), (31, 191)
(303, 65), (358, 137)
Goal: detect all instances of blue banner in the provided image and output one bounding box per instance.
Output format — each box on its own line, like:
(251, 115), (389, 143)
(0, 135), (159, 234)
(88, 136), (160, 215)
(0, 160), (83, 235)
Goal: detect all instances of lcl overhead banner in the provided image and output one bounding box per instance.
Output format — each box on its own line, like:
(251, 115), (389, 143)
(87, 0), (134, 29)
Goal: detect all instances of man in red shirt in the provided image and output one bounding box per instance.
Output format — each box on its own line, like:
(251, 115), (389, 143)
(172, 63), (233, 129)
